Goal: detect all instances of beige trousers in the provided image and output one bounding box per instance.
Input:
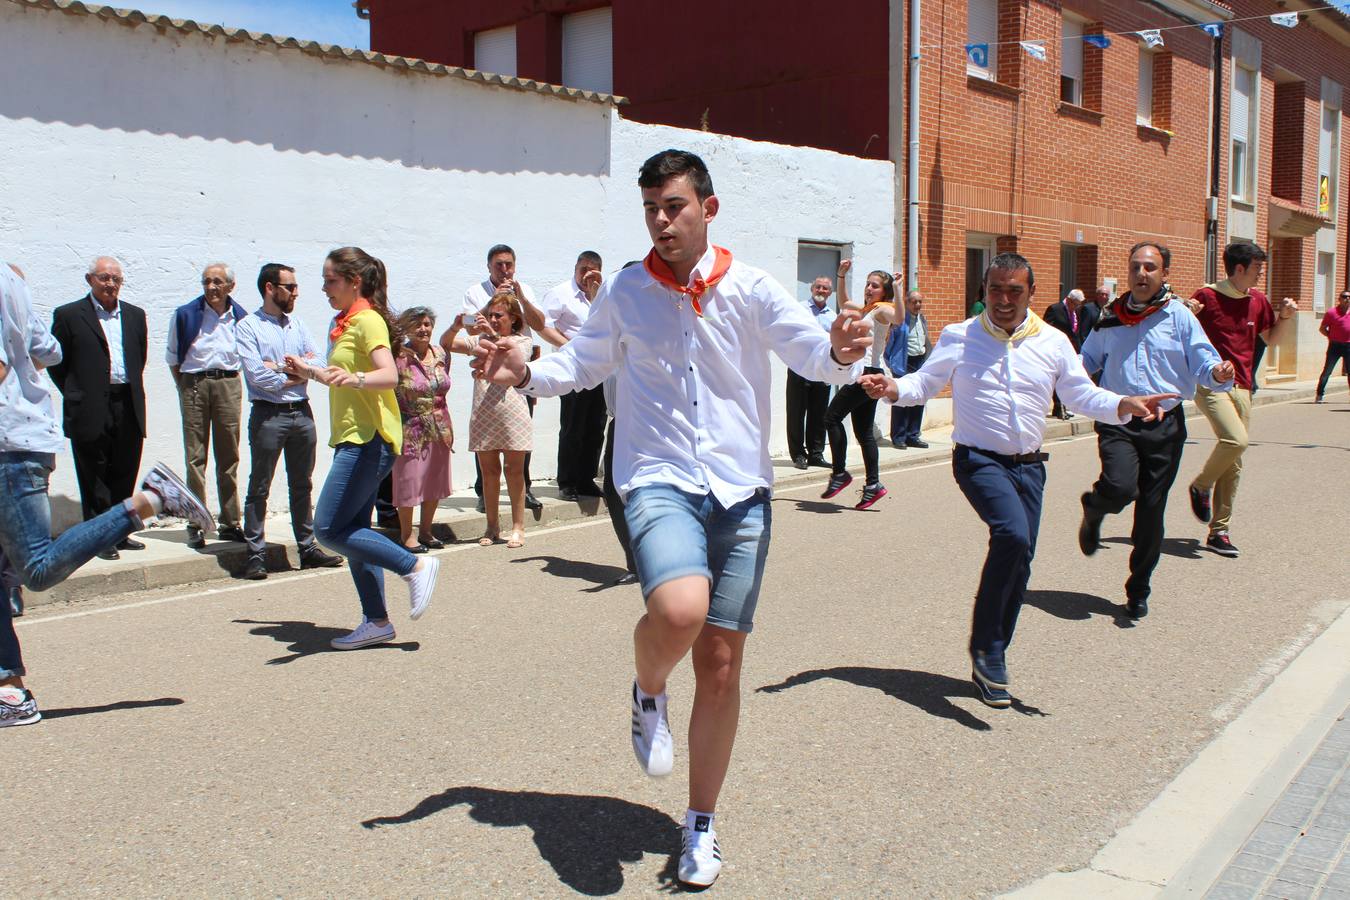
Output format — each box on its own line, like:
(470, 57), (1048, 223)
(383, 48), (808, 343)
(1190, 385), (1252, 535)
(178, 373), (243, 529)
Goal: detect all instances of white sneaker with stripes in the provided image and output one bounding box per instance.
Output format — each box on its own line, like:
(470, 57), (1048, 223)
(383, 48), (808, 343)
(678, 823), (723, 888)
(630, 681), (673, 777)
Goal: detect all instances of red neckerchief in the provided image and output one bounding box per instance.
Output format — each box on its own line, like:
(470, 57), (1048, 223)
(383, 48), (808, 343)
(330, 297), (372, 342)
(643, 246), (733, 317)
(1112, 293), (1170, 326)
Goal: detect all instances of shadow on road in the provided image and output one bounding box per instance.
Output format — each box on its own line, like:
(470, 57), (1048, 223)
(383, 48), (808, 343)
(782, 498), (848, 515)
(361, 786), (680, 895)
(511, 555), (628, 590)
(1098, 536), (1204, 560)
(233, 619), (420, 665)
(758, 666), (1002, 731)
(40, 697), (185, 720)
(1023, 589), (1135, 629)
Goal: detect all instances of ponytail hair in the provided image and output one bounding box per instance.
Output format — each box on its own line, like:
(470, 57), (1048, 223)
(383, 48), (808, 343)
(327, 246), (400, 345)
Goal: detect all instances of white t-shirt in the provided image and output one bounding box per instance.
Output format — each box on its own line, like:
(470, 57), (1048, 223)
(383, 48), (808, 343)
(461, 278), (536, 341)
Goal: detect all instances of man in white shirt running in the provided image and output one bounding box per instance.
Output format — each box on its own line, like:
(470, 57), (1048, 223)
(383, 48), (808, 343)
(473, 149), (872, 889)
(861, 253), (1173, 709)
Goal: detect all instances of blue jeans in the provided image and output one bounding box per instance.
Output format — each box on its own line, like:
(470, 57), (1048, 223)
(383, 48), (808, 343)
(951, 445), (1046, 657)
(889, 353), (929, 444)
(624, 484), (771, 633)
(313, 440), (417, 622)
(0, 451), (139, 679)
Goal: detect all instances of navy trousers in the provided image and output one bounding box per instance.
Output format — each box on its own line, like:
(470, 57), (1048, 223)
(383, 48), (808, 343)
(951, 445), (1046, 656)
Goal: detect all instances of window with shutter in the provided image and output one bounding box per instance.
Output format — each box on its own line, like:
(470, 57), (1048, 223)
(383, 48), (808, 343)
(562, 7), (613, 94)
(474, 26), (517, 78)
(1061, 17), (1083, 105)
(967, 0), (998, 80)
(1137, 48), (1153, 126)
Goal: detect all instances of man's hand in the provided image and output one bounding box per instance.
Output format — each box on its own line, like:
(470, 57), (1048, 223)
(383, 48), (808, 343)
(1277, 296), (1298, 320)
(859, 372), (898, 402)
(1117, 392), (1180, 421)
(471, 336), (529, 387)
(1212, 360), (1236, 383)
(581, 269), (603, 300)
(830, 309), (872, 364)
(1183, 297), (1202, 315)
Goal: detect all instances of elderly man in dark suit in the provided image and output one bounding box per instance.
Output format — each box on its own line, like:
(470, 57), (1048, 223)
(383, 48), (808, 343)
(49, 257), (149, 560)
(1044, 288), (1099, 418)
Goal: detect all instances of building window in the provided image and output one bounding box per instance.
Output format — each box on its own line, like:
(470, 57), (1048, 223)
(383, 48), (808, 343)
(562, 7), (613, 94)
(1137, 47), (1154, 126)
(1061, 16), (1083, 105)
(967, 0), (998, 81)
(797, 241), (846, 307)
(1319, 103), (1341, 217)
(1231, 64), (1257, 203)
(474, 25), (517, 77)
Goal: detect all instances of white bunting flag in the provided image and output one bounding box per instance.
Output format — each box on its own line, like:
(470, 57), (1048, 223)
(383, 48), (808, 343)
(1138, 29), (1164, 48)
(1269, 12), (1298, 27)
(1020, 40), (1047, 61)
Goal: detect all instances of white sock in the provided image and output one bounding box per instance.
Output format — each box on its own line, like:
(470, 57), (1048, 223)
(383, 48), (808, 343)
(0, 686), (26, 703)
(635, 682), (664, 702)
(686, 809), (715, 835)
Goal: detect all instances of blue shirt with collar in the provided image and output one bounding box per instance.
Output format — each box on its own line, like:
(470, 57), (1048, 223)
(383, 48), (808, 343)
(235, 307), (319, 403)
(1080, 299), (1231, 412)
(806, 298), (834, 332)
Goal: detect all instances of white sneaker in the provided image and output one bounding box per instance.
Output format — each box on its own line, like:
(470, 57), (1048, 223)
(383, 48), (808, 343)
(403, 556), (439, 621)
(678, 824), (723, 888)
(140, 462), (215, 534)
(630, 681), (673, 777)
(330, 618), (395, 650)
(0, 687), (41, 727)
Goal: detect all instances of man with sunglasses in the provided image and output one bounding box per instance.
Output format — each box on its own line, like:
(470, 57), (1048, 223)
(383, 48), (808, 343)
(235, 264), (343, 580)
(1316, 289), (1350, 404)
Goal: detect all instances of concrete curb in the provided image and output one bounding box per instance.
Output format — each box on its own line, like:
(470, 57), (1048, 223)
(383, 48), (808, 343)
(20, 379), (1341, 610)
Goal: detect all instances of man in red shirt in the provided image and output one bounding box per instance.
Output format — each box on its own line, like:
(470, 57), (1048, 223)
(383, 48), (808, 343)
(1315, 289), (1350, 403)
(1184, 242), (1298, 557)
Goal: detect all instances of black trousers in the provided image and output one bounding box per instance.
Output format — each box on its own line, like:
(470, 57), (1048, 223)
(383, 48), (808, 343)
(602, 418), (636, 574)
(1316, 341), (1350, 397)
(1082, 407), (1187, 602)
(70, 386), (143, 522)
(785, 370), (829, 460)
(825, 368), (883, 485)
(475, 397), (534, 496)
(557, 386), (607, 489)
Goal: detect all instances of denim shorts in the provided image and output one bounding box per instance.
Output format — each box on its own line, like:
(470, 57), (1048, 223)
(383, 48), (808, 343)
(623, 484), (772, 633)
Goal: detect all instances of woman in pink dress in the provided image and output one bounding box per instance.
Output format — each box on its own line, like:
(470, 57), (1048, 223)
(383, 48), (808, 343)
(392, 307), (453, 552)
(455, 294), (533, 548)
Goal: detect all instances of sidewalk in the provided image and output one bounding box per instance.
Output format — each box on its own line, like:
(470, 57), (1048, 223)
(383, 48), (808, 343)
(21, 377), (1341, 610)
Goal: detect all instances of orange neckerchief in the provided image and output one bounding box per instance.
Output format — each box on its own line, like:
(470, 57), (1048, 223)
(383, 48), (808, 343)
(330, 297), (372, 342)
(643, 246), (734, 317)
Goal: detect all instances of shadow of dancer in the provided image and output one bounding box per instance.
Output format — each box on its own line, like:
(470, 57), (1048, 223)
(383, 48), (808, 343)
(511, 555), (628, 590)
(361, 786), (680, 895)
(41, 697), (184, 720)
(1099, 536), (1204, 561)
(233, 619), (419, 665)
(758, 666), (998, 730)
(781, 498), (849, 516)
(1022, 589), (1135, 629)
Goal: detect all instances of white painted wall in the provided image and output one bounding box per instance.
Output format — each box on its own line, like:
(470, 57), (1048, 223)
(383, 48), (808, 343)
(0, 1), (894, 529)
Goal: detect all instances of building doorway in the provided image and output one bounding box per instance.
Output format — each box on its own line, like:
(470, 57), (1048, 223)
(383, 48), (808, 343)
(966, 234), (996, 316)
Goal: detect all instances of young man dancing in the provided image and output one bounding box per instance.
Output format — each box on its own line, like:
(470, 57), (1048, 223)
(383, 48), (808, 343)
(473, 150), (871, 887)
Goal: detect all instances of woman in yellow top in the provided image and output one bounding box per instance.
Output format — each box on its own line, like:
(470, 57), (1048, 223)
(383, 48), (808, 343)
(284, 247), (439, 650)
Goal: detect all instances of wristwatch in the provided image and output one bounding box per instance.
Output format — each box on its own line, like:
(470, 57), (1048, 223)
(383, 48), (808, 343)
(356, 371), (366, 388)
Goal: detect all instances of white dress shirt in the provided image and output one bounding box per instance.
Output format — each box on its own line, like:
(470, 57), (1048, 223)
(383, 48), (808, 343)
(462, 278), (536, 341)
(886, 317), (1127, 455)
(90, 296), (127, 384)
(521, 245), (862, 504)
(539, 278), (593, 339)
(166, 303), (242, 373)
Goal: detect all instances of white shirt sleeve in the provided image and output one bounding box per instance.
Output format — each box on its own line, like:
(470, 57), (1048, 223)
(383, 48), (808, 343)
(757, 273), (860, 385)
(888, 324), (961, 406)
(520, 284), (621, 397)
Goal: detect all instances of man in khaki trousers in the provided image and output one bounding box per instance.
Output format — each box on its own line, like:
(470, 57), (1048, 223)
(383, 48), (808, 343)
(167, 263), (248, 548)
(1184, 242), (1298, 558)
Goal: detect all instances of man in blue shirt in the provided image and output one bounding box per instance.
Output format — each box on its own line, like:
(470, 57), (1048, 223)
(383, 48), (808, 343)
(235, 264), (342, 580)
(1078, 242), (1235, 618)
(784, 275), (835, 468)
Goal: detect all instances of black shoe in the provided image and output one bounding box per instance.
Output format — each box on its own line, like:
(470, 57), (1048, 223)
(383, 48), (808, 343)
(558, 486), (580, 502)
(1125, 596), (1149, 619)
(577, 481), (604, 497)
(972, 672), (1011, 708)
(905, 438), (930, 449)
(524, 490), (543, 511)
(405, 542), (428, 554)
(242, 556), (268, 581)
(186, 529), (206, 550)
(821, 471), (853, 499)
(1188, 485), (1211, 524)
(791, 455), (808, 470)
(8, 587), (23, 618)
(892, 440), (909, 450)
(299, 548), (343, 569)
(117, 537), (146, 551)
(418, 536), (445, 550)
(1058, 410), (1074, 420)
(970, 649), (1009, 690)
(217, 525), (246, 543)
(376, 515), (400, 530)
(97, 547), (121, 561)
(1206, 532), (1240, 557)
(806, 455), (830, 468)
(1078, 493), (1102, 557)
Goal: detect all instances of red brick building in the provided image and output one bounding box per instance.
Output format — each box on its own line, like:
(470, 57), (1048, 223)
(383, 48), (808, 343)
(363, 0), (1350, 379)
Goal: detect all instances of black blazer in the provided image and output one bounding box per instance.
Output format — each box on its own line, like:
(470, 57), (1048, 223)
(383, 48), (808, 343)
(1043, 300), (1099, 351)
(49, 295), (148, 443)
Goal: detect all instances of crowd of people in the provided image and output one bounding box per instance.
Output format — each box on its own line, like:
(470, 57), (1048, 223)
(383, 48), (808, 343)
(0, 145), (1343, 890)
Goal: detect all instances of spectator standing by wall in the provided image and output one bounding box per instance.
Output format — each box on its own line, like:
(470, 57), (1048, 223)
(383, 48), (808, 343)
(885, 289), (932, 448)
(785, 275), (834, 469)
(541, 251), (607, 500)
(1043, 289), (1099, 419)
(1315, 289), (1350, 403)
(392, 307), (454, 552)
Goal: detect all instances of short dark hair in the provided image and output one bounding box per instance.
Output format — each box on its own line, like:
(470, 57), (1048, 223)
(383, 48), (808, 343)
(257, 263), (294, 299)
(985, 252), (1035, 289)
(639, 149), (715, 201)
(1223, 241), (1266, 276)
(576, 250), (603, 268)
(1129, 241), (1171, 268)
(487, 244), (515, 263)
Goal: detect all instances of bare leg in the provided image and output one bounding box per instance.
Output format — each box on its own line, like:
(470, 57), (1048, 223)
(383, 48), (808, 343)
(397, 506), (416, 549)
(478, 451), (502, 538)
(417, 499), (438, 542)
(687, 625), (747, 812)
(0, 676), (23, 689)
(504, 450), (526, 538)
(634, 574), (710, 695)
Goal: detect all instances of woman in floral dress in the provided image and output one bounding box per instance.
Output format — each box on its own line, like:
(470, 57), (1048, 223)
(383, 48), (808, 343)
(392, 307), (453, 552)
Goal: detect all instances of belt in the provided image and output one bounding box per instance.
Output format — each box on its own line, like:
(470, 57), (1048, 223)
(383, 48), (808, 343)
(955, 443), (1049, 464)
(107, 383), (132, 395)
(185, 369), (239, 379)
(252, 399), (310, 411)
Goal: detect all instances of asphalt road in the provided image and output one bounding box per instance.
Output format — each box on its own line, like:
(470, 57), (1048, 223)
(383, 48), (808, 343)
(5, 399), (1347, 898)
